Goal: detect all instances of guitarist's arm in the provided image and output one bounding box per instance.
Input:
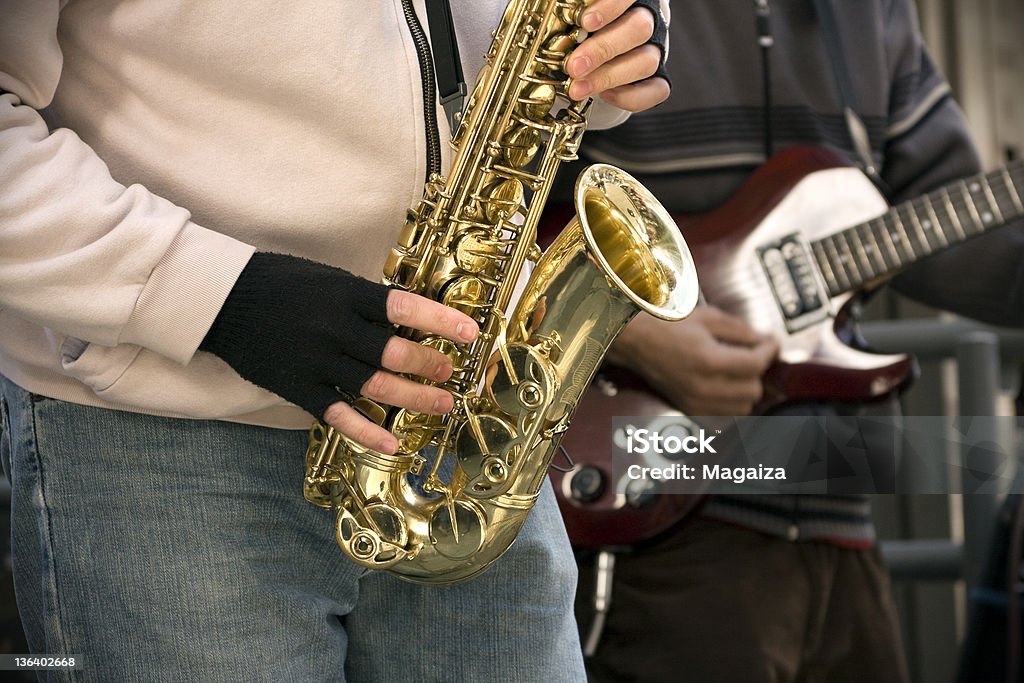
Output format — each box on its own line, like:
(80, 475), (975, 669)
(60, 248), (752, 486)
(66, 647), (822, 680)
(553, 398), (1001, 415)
(885, 102), (1024, 327)
(877, 1), (1024, 327)
(606, 305), (779, 417)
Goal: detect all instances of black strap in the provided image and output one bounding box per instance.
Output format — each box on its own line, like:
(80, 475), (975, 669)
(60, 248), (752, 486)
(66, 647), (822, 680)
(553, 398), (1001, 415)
(424, 0), (466, 133)
(812, 0), (888, 191)
(754, 0), (775, 159)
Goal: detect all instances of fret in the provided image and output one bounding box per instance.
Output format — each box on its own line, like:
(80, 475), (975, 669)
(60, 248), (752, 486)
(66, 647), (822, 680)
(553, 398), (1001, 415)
(1003, 167), (1024, 214)
(892, 209), (928, 260)
(978, 175), (1004, 226)
(993, 168), (1023, 218)
(857, 219), (889, 272)
(958, 180), (986, 233)
(824, 235), (852, 291)
(939, 187), (967, 240)
(862, 220), (891, 271)
(848, 223), (877, 280)
(863, 240), (886, 273)
(837, 231), (864, 285)
(824, 235), (850, 292)
(884, 211), (917, 262)
(920, 194), (950, 248)
(812, 240), (841, 294)
(872, 216), (902, 267)
(899, 203), (935, 258)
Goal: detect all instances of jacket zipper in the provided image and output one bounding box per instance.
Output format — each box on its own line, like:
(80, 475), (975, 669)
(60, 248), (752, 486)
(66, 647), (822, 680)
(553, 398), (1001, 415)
(401, 0), (443, 183)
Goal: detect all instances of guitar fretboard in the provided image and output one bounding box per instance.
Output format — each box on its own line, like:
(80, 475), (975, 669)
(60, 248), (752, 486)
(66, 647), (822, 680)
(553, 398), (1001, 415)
(811, 160), (1024, 296)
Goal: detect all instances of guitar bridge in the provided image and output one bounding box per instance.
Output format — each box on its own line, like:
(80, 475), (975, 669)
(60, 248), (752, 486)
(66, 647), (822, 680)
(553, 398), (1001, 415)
(758, 234), (830, 332)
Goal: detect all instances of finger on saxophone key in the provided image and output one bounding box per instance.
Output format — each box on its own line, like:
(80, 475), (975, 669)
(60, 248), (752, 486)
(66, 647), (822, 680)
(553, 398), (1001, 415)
(571, 2), (653, 80)
(321, 370), (457, 455)
(569, 0), (669, 110)
(360, 371), (454, 416)
(381, 337), (455, 383)
(325, 371), (455, 454)
(322, 402), (400, 455)
(386, 290), (480, 344)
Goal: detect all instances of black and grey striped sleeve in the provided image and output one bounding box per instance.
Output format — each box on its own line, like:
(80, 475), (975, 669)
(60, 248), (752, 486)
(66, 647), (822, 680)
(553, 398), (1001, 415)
(883, 0), (1024, 327)
(880, 0), (979, 201)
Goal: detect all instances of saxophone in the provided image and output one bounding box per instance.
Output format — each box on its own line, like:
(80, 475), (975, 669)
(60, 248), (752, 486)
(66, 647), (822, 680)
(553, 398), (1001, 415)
(303, 0), (699, 584)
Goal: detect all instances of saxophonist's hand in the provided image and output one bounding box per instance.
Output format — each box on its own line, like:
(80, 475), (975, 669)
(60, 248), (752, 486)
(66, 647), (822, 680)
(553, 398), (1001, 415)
(568, 0), (670, 111)
(325, 288), (479, 455)
(200, 252), (478, 454)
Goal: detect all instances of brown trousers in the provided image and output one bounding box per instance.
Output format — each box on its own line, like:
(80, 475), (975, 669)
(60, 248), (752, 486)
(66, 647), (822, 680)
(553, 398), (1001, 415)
(575, 517), (910, 683)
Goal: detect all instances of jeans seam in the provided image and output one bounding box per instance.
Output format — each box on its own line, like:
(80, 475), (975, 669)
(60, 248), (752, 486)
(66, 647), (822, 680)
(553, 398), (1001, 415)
(26, 398), (76, 683)
(1, 396), (10, 482)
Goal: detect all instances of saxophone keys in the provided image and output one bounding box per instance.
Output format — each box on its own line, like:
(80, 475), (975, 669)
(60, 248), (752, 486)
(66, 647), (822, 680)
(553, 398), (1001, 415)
(352, 397), (387, 425)
(383, 248), (405, 280)
(481, 177), (524, 223)
(418, 336), (464, 372)
(397, 213), (422, 248)
(441, 275), (488, 317)
(391, 409), (440, 454)
(337, 504), (409, 568)
(543, 30), (580, 65)
(500, 125), (541, 168)
(553, 1), (581, 28)
(453, 231), (493, 273)
(518, 82), (556, 119)
(428, 500), (486, 561)
(486, 343), (554, 417)
(455, 412), (518, 496)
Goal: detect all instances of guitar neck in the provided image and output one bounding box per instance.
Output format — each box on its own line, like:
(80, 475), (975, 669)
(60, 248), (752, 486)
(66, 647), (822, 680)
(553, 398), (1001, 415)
(811, 160), (1024, 296)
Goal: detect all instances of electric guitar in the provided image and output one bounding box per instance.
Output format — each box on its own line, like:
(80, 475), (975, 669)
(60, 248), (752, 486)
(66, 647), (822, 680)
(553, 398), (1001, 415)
(550, 146), (1024, 548)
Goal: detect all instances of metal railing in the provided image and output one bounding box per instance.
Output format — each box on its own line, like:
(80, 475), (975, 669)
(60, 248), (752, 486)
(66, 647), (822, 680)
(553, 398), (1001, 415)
(863, 318), (1024, 585)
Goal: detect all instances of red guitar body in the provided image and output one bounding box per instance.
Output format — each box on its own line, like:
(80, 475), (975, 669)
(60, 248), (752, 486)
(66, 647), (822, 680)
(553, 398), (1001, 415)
(683, 146), (915, 407)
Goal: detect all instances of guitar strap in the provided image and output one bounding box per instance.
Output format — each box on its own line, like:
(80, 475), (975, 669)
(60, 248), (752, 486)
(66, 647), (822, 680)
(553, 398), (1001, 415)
(754, 1), (776, 159)
(812, 0), (891, 195)
(424, 0), (467, 135)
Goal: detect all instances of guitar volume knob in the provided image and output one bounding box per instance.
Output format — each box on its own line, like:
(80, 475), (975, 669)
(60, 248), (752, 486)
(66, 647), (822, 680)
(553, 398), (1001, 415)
(568, 465), (606, 503)
(625, 478), (659, 508)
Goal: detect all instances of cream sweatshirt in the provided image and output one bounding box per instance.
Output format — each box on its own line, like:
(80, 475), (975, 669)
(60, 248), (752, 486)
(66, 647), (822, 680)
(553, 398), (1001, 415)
(0, 0), (655, 428)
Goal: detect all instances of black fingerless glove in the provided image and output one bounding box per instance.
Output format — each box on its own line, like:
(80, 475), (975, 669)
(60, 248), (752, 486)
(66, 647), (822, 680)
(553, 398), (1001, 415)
(631, 0), (670, 87)
(200, 252), (392, 418)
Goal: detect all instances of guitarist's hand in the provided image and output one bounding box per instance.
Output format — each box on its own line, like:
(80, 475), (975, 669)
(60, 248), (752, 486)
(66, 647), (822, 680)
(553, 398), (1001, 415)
(609, 306), (779, 416)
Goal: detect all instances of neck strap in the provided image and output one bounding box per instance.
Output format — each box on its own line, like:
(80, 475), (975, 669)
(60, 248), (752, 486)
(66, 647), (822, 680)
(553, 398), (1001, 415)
(424, 0), (466, 133)
(812, 0), (889, 192)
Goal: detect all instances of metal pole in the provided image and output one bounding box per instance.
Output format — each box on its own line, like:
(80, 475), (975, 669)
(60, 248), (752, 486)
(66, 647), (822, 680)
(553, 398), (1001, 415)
(881, 539), (964, 581)
(956, 331), (1009, 589)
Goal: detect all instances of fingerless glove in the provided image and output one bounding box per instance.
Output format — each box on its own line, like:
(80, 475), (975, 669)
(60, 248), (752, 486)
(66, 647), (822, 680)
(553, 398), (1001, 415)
(200, 252), (392, 418)
(632, 0), (670, 87)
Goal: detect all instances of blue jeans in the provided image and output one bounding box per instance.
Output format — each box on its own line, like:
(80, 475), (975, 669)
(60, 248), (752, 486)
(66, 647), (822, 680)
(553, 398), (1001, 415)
(0, 375), (584, 682)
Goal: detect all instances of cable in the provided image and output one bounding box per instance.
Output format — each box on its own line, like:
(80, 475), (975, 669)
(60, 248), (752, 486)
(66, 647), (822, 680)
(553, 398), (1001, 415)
(754, 0), (775, 159)
(583, 550), (617, 657)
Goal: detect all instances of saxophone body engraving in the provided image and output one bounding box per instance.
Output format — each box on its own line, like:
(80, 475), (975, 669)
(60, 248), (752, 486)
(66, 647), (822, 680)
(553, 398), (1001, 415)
(303, 0), (699, 584)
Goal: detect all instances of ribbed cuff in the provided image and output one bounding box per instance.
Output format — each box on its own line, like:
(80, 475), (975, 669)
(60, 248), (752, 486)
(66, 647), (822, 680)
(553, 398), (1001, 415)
(121, 222), (256, 365)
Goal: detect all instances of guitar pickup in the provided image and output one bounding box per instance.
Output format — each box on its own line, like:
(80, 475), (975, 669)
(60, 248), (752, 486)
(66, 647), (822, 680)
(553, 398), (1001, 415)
(758, 235), (829, 333)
